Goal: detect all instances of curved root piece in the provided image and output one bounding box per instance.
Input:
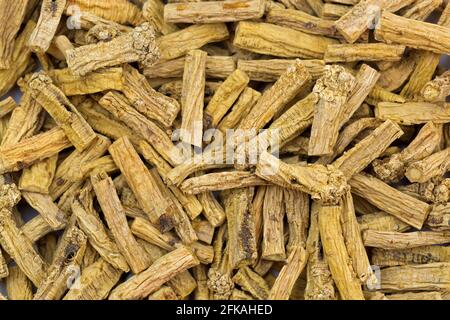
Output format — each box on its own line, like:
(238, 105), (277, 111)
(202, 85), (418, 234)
(256, 151), (348, 205)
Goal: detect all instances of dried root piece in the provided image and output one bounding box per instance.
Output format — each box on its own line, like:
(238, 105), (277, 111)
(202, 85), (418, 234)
(388, 292), (443, 300)
(422, 70), (450, 102)
(22, 191), (66, 230)
(308, 65), (356, 156)
(375, 102), (450, 125)
(0, 128), (71, 174)
(0, 247), (8, 279)
(0, 20), (36, 97)
(28, 0), (66, 53)
(373, 122), (440, 183)
(426, 203), (450, 230)
(335, 0), (384, 43)
(192, 219), (214, 244)
(73, 100), (117, 139)
(139, 141), (203, 220)
(0, 97), (17, 118)
(321, 2), (350, 20)
(324, 44), (405, 63)
(138, 240), (198, 298)
(157, 23), (229, 60)
(261, 186), (285, 261)
(158, 79), (220, 104)
(48, 67), (124, 96)
(237, 59), (325, 82)
(238, 60), (311, 131)
(198, 191), (226, 227)
(1, 91), (43, 149)
(223, 188), (257, 269)
(180, 50), (207, 147)
(369, 85), (405, 103)
(364, 291), (388, 300)
(205, 69), (249, 127)
(284, 189), (309, 253)
(34, 226), (88, 300)
(269, 93), (317, 149)
(6, 266), (33, 300)
(357, 212), (410, 233)
(400, 179), (449, 204)
(332, 120), (403, 178)
(144, 55), (236, 80)
(218, 87), (261, 132)
(193, 265), (210, 300)
(304, 0), (323, 16)
(122, 64), (180, 128)
(67, 0), (144, 26)
(317, 118), (382, 165)
(99, 91), (183, 166)
(376, 53), (417, 92)
(371, 246), (450, 267)
(266, 8), (344, 39)
(79, 156), (118, 181)
(49, 135), (111, 199)
(148, 286), (179, 300)
(318, 204), (364, 300)
(0, 177), (21, 210)
(207, 225), (234, 299)
(84, 23), (125, 44)
(64, 258), (123, 300)
(109, 246), (200, 300)
(339, 64), (380, 128)
(363, 230), (450, 250)
(92, 172), (151, 274)
(233, 21), (338, 58)
(256, 152), (348, 205)
(21, 215), (53, 243)
(400, 0), (442, 21)
(67, 23), (160, 76)
(71, 190), (129, 272)
(379, 263), (450, 292)
(268, 246), (308, 300)
(133, 222), (209, 263)
(19, 155), (58, 194)
(405, 147), (450, 183)
(165, 148), (230, 186)
(341, 191), (377, 287)
(27, 72), (96, 151)
(400, 50), (441, 101)
(349, 173), (431, 229)
(149, 168), (198, 244)
(0, 0), (29, 69)
(109, 138), (176, 231)
(180, 171), (268, 195)
(164, 0), (266, 23)
(0, 208), (48, 287)
(232, 266), (270, 300)
(143, 0), (178, 35)
(375, 11), (450, 55)
(231, 288), (253, 300)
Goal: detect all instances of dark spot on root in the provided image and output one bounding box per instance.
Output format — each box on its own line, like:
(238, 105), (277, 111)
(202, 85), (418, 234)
(158, 214), (174, 233)
(50, 0), (58, 16)
(64, 244), (79, 262)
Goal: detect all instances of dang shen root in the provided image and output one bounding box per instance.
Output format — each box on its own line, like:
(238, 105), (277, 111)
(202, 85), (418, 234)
(67, 23), (160, 76)
(0, 0), (449, 302)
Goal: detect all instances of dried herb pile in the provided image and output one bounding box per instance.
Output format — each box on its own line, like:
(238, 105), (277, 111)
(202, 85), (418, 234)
(0, 0), (449, 300)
